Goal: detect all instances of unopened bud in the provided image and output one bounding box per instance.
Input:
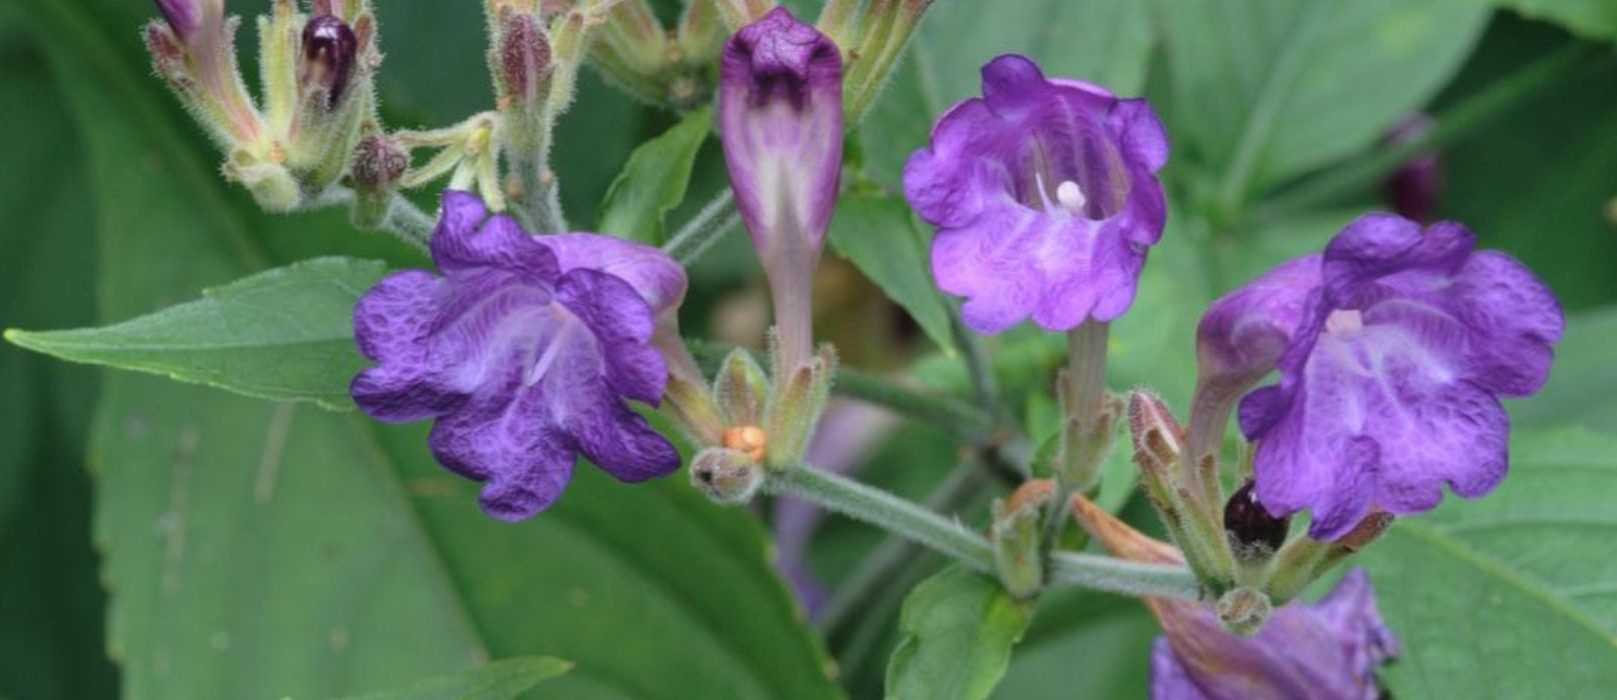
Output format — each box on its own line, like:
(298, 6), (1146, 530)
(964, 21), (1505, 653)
(690, 447), (764, 504)
(991, 480), (1055, 599)
(301, 14), (359, 110)
(1224, 480), (1289, 561)
(761, 344), (837, 470)
(351, 134), (407, 191)
(1382, 114), (1443, 223)
(348, 133), (408, 227)
(495, 10), (552, 109)
(1216, 586), (1272, 637)
(154, 0), (206, 41)
(714, 347), (770, 427)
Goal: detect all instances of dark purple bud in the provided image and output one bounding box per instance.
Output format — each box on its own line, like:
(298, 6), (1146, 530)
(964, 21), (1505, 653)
(497, 11), (552, 107)
(301, 14), (358, 109)
(351, 135), (408, 192)
(1224, 480), (1288, 554)
(153, 0), (204, 41)
(1382, 114), (1444, 223)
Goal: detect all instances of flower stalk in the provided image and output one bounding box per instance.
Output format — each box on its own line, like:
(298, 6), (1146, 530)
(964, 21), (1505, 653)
(764, 463), (1202, 600)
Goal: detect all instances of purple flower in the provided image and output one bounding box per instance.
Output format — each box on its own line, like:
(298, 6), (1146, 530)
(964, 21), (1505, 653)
(351, 191), (685, 521)
(1238, 214), (1564, 539)
(718, 6), (843, 369)
(904, 54), (1168, 334)
(1151, 570), (1400, 700)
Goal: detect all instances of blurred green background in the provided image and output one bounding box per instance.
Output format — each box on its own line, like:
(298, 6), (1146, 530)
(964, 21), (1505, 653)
(2, 1), (1615, 698)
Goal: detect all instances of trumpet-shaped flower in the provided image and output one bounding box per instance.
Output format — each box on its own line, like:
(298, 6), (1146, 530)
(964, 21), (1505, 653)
(1238, 214), (1564, 539)
(905, 54), (1168, 333)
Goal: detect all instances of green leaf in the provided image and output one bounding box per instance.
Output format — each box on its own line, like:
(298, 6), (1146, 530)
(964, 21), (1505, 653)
(0, 27), (117, 700)
(1152, 0), (1489, 202)
(886, 567), (1032, 700)
(329, 657), (571, 700)
(827, 192), (956, 354)
(26, 1), (842, 698)
(859, 0), (1153, 186)
(597, 108), (713, 244)
(1362, 427), (1617, 696)
(1487, 0), (1617, 40)
(6, 258), (385, 411)
(996, 593), (1158, 699)
(1514, 307), (1617, 432)
(1434, 16), (1617, 310)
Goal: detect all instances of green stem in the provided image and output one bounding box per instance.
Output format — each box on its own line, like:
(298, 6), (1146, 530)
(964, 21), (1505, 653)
(293, 186), (432, 253)
(767, 464), (1203, 600)
(949, 312), (1001, 418)
(1048, 552), (1203, 600)
(835, 366), (997, 443)
(380, 192), (436, 250)
(766, 463), (994, 570)
(1251, 43), (1598, 225)
(817, 464), (986, 635)
(663, 189), (740, 266)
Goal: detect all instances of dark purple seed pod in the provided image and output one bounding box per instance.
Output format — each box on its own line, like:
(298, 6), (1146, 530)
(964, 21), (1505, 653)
(1224, 479), (1289, 552)
(302, 14), (358, 109)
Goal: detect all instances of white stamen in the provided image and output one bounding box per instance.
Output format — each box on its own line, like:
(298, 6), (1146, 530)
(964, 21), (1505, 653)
(1056, 180), (1087, 212)
(1326, 309), (1365, 335)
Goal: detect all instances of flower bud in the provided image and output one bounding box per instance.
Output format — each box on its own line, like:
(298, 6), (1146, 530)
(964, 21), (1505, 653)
(690, 447), (765, 504)
(1223, 479), (1289, 563)
(991, 479), (1055, 599)
(719, 7), (844, 372)
(1382, 113), (1443, 223)
(761, 344), (837, 470)
(348, 133), (408, 227)
(155, 0), (207, 41)
(714, 347), (771, 427)
(492, 8), (552, 111)
(144, 1), (263, 148)
(300, 14), (359, 110)
(1128, 391), (1237, 592)
(1214, 586), (1272, 637)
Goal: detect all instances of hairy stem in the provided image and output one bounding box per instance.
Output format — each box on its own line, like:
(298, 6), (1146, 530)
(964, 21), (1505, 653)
(663, 189), (741, 266)
(767, 464), (1203, 600)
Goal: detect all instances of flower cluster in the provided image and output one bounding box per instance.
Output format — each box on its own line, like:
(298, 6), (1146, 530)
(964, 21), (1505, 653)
(321, 6), (1567, 696)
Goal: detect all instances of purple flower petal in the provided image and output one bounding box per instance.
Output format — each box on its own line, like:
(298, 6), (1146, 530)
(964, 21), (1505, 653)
(351, 191), (686, 520)
(718, 7), (843, 263)
(431, 191), (560, 279)
(1150, 569), (1398, 700)
(906, 54), (1169, 333)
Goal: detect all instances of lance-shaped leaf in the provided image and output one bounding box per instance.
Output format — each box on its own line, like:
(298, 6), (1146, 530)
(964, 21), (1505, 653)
(6, 257), (384, 411)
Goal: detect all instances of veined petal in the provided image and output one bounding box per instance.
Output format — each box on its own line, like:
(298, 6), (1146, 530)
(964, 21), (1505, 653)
(431, 191), (560, 279)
